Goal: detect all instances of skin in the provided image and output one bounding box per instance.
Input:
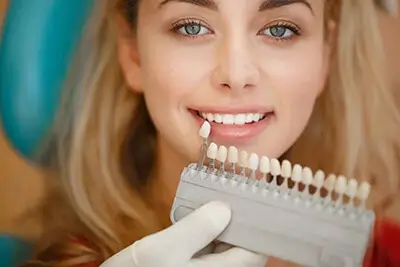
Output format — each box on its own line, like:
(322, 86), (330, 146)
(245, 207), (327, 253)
(118, 0), (332, 265)
(119, 0), (332, 200)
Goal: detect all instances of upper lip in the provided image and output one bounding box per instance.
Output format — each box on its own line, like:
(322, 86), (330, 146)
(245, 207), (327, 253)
(189, 106), (274, 114)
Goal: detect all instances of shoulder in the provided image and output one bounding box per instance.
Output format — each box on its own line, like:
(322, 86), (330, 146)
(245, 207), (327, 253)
(364, 218), (400, 267)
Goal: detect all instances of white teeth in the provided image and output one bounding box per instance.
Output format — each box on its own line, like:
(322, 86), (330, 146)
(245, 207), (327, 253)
(239, 151), (249, 167)
(260, 156), (270, 173)
(217, 146), (228, 162)
(198, 121), (211, 139)
(248, 153), (259, 171)
(207, 142), (218, 159)
(270, 158), (281, 176)
(281, 160), (292, 178)
(222, 114), (234, 124)
(199, 112), (265, 125)
(228, 146), (238, 163)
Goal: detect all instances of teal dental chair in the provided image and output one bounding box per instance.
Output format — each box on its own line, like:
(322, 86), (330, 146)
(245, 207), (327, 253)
(0, 1), (93, 266)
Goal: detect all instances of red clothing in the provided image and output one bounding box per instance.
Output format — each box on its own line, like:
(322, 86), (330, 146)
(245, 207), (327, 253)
(364, 219), (400, 266)
(73, 219), (400, 267)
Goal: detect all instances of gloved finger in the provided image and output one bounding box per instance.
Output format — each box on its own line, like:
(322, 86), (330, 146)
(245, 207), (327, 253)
(192, 247), (268, 267)
(132, 201), (231, 266)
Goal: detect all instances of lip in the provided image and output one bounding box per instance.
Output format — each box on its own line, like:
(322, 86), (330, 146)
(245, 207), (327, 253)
(189, 108), (274, 143)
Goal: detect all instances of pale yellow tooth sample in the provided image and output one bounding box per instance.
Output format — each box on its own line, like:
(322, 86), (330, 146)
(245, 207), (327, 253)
(302, 167), (313, 185)
(248, 153), (259, 171)
(281, 160), (292, 178)
(239, 151), (249, 167)
(217, 145), (228, 163)
(207, 142), (218, 159)
(335, 175), (347, 195)
(313, 170), (325, 188)
(228, 146), (238, 164)
(270, 158), (281, 176)
(357, 181), (371, 201)
(324, 174), (337, 191)
(260, 156), (270, 174)
(291, 164), (302, 182)
(346, 178), (358, 198)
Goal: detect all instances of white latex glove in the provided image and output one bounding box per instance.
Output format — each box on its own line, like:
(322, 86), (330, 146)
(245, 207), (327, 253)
(100, 201), (268, 267)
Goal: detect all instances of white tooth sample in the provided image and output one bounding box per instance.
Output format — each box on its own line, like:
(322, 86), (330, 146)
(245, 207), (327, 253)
(281, 160), (292, 178)
(234, 114), (246, 125)
(302, 167), (313, 185)
(248, 153), (259, 171)
(334, 175), (347, 195)
(280, 160), (292, 190)
(228, 146), (238, 164)
(334, 175), (347, 205)
(217, 146), (228, 163)
(357, 181), (371, 208)
(345, 178), (358, 206)
(259, 156), (270, 182)
(291, 164), (302, 182)
(346, 178), (358, 197)
(324, 174), (337, 191)
(260, 156), (270, 173)
(301, 167), (313, 197)
(291, 164), (302, 193)
(270, 158), (281, 188)
(323, 174), (336, 203)
(270, 158), (281, 176)
(313, 170), (325, 188)
(313, 170), (325, 198)
(207, 142), (218, 159)
(239, 151), (249, 168)
(198, 121), (211, 139)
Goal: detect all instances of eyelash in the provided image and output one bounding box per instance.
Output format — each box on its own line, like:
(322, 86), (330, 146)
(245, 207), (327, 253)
(259, 21), (301, 41)
(170, 19), (213, 40)
(169, 18), (301, 42)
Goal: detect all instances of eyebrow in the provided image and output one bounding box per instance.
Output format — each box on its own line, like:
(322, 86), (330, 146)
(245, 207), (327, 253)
(158, 0), (313, 14)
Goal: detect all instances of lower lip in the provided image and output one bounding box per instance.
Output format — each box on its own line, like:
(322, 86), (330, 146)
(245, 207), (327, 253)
(191, 111), (274, 143)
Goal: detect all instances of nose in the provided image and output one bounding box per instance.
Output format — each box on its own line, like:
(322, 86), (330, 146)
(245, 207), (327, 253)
(211, 38), (259, 92)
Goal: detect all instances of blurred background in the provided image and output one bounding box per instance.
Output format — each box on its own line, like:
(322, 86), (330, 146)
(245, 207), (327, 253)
(0, 0), (399, 243)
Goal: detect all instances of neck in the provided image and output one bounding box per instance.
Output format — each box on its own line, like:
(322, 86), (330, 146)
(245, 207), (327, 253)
(148, 137), (188, 227)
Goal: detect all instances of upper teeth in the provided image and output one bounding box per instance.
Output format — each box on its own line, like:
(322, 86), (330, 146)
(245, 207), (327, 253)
(200, 113), (265, 125)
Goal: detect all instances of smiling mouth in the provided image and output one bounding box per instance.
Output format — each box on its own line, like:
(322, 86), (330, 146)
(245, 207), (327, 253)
(191, 110), (272, 125)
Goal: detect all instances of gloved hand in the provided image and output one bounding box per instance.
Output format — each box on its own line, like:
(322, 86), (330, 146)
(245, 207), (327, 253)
(100, 201), (268, 267)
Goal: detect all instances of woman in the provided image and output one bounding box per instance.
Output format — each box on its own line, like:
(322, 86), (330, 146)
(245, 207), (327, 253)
(25, 0), (400, 266)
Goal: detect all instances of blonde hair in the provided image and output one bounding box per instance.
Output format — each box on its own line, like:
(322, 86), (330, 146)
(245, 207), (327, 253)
(26, 0), (400, 266)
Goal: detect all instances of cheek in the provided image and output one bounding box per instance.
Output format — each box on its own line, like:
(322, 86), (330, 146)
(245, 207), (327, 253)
(260, 44), (327, 153)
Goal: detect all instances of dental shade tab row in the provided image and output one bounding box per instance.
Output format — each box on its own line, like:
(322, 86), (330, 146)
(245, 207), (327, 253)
(198, 121), (372, 217)
(170, 121), (375, 266)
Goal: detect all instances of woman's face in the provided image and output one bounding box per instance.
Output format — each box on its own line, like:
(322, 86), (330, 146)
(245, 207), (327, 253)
(120, 0), (332, 163)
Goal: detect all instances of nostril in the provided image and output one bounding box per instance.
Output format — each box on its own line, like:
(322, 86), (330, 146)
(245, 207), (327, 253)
(221, 83), (230, 88)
